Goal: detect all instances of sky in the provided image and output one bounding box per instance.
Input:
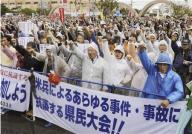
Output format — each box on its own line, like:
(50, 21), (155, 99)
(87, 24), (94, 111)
(118, 0), (192, 9)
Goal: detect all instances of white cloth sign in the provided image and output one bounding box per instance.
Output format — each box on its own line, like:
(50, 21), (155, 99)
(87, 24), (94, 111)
(33, 72), (186, 134)
(0, 66), (31, 112)
(18, 21), (38, 36)
(18, 37), (34, 48)
(39, 44), (48, 53)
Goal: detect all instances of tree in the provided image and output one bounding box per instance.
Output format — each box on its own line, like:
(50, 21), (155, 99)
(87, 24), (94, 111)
(120, 8), (128, 16)
(20, 8), (36, 16)
(96, 0), (119, 17)
(36, 8), (51, 16)
(171, 2), (192, 18)
(1, 4), (11, 15)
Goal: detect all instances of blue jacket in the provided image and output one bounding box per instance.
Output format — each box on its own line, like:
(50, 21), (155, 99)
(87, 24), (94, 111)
(138, 50), (184, 103)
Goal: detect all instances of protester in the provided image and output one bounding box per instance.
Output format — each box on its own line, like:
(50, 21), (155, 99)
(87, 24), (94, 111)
(32, 45), (71, 78)
(138, 43), (184, 107)
(1, 35), (17, 67)
(12, 41), (44, 71)
(69, 41), (107, 91)
(100, 39), (133, 94)
(173, 39), (192, 94)
(1, 13), (191, 114)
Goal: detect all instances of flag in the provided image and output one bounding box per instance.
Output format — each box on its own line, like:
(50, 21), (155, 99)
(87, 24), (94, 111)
(60, 0), (67, 3)
(59, 8), (65, 23)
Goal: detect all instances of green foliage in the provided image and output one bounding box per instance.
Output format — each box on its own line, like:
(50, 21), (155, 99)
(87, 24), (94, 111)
(20, 8), (36, 16)
(120, 8), (128, 16)
(171, 2), (192, 18)
(1, 4), (11, 15)
(36, 8), (51, 16)
(96, 0), (119, 16)
(135, 9), (140, 14)
(187, 96), (192, 110)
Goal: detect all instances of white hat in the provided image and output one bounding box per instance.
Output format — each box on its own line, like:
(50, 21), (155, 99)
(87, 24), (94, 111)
(56, 32), (63, 39)
(172, 31), (179, 36)
(77, 26), (83, 32)
(136, 27), (141, 31)
(100, 20), (106, 25)
(46, 45), (58, 55)
(88, 42), (99, 54)
(114, 45), (125, 55)
(114, 26), (119, 31)
(158, 40), (168, 47)
(46, 45), (52, 51)
(149, 33), (156, 38)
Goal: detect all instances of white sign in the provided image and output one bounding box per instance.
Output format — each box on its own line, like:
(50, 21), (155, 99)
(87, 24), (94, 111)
(0, 66), (31, 112)
(18, 37), (34, 48)
(39, 44), (49, 53)
(18, 21), (39, 36)
(33, 72), (186, 134)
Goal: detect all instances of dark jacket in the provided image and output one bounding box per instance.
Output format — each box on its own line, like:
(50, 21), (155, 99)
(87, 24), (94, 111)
(14, 45), (44, 72)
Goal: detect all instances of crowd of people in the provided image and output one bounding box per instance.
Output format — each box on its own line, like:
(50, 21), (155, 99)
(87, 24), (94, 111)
(1, 14), (192, 121)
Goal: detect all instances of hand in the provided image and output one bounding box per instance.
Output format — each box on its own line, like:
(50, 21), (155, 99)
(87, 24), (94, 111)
(126, 55), (132, 61)
(28, 48), (35, 54)
(138, 43), (146, 52)
(183, 60), (190, 65)
(161, 100), (170, 108)
(11, 38), (17, 46)
(68, 41), (75, 48)
(146, 36), (150, 40)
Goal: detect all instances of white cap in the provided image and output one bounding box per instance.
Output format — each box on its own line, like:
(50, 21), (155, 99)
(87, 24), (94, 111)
(158, 40), (168, 47)
(114, 45), (125, 54)
(149, 33), (156, 38)
(100, 20), (106, 25)
(114, 26), (119, 31)
(46, 45), (53, 51)
(56, 32), (63, 39)
(136, 27), (141, 31)
(88, 42), (99, 54)
(77, 26), (83, 32)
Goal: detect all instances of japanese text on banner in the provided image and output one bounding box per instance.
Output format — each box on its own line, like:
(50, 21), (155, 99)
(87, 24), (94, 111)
(33, 72), (186, 134)
(0, 66), (31, 112)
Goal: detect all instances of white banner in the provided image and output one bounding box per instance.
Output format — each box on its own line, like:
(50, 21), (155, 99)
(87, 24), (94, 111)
(18, 37), (34, 48)
(33, 72), (186, 134)
(0, 66), (31, 112)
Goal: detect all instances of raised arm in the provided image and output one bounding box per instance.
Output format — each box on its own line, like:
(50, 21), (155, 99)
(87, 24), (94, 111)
(2, 47), (18, 67)
(58, 44), (71, 57)
(60, 59), (71, 77)
(100, 39), (113, 62)
(33, 51), (46, 62)
(69, 42), (85, 60)
(138, 44), (155, 74)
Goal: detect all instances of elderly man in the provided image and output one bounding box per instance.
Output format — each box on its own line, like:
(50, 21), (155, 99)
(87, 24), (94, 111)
(32, 45), (71, 77)
(138, 43), (184, 108)
(69, 41), (106, 91)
